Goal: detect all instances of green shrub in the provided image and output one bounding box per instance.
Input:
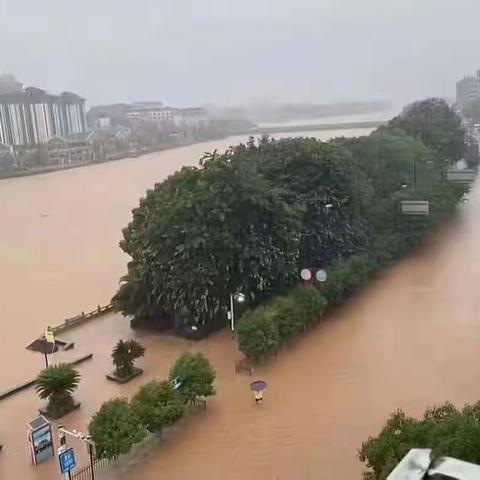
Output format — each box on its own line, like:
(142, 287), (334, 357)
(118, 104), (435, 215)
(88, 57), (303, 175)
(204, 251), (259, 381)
(270, 296), (307, 342)
(236, 306), (280, 362)
(343, 255), (376, 293)
(324, 254), (377, 307)
(290, 285), (327, 320)
(168, 352), (216, 402)
(359, 401), (480, 479)
(89, 398), (147, 460)
(131, 380), (184, 433)
(323, 261), (348, 306)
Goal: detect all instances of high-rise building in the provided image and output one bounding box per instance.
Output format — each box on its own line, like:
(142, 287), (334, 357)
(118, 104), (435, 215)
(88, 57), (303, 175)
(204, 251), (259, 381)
(0, 75), (87, 148)
(456, 74), (480, 109)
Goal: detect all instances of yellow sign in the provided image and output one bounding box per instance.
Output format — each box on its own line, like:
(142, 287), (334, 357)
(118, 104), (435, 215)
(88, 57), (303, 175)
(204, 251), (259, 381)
(45, 329), (55, 344)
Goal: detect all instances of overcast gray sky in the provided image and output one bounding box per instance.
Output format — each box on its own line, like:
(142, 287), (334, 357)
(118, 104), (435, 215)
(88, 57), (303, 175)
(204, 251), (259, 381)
(1, 0), (479, 108)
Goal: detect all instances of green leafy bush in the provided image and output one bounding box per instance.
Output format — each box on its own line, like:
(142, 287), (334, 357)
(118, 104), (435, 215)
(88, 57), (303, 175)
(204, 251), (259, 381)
(359, 401), (480, 480)
(169, 352), (216, 402)
(270, 296), (307, 342)
(290, 285), (327, 322)
(131, 380), (184, 433)
(89, 398), (147, 460)
(324, 254), (377, 307)
(237, 286), (328, 361)
(236, 307), (280, 362)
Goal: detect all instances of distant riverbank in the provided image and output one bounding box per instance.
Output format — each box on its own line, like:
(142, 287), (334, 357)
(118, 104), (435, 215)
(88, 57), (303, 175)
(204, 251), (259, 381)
(251, 119), (385, 135)
(0, 138), (224, 181)
(0, 119), (383, 181)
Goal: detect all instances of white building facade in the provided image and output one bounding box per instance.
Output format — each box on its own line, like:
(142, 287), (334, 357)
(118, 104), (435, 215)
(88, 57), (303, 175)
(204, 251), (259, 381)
(0, 85), (87, 148)
(126, 102), (176, 123)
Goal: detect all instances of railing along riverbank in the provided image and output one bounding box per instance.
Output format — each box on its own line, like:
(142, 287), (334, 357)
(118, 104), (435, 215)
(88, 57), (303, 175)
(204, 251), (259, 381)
(50, 303), (114, 334)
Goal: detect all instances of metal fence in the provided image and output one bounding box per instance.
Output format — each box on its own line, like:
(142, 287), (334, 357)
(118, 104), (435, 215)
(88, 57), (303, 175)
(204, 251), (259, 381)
(71, 456), (112, 480)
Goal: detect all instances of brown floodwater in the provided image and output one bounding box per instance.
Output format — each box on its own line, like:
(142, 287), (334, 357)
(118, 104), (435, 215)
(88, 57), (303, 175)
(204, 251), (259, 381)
(3, 126), (480, 480)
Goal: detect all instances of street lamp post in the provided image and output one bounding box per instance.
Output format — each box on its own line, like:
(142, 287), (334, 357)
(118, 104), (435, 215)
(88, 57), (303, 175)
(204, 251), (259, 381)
(228, 292), (245, 338)
(229, 293), (235, 337)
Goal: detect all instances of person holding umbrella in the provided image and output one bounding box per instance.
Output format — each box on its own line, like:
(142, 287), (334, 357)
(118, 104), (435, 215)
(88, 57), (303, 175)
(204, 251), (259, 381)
(250, 380), (267, 404)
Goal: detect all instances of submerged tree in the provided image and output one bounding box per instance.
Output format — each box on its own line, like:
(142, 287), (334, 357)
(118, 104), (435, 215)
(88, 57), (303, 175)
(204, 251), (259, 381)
(116, 157), (302, 327)
(115, 137), (377, 328)
(89, 398), (147, 459)
(169, 353), (216, 403)
(131, 380), (185, 432)
(247, 137), (374, 266)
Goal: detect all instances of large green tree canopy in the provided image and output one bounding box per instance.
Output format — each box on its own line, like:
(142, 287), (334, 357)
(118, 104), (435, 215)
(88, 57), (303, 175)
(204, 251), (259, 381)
(205, 137), (374, 267)
(387, 98), (464, 164)
(116, 153), (302, 325)
(336, 130), (427, 197)
(251, 137), (373, 265)
(115, 137), (373, 327)
(114, 99), (466, 329)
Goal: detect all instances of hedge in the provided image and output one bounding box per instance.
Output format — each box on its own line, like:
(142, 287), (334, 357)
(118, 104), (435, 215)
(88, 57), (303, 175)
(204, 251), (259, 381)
(237, 286), (327, 362)
(236, 307), (280, 362)
(237, 232), (432, 363)
(323, 254), (378, 307)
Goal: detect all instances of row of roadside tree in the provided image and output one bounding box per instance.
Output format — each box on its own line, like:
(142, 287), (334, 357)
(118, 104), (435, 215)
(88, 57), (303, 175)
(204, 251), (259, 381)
(89, 352), (216, 460)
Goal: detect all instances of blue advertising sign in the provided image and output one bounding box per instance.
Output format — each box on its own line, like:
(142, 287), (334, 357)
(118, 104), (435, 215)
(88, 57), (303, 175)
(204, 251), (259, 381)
(59, 448), (76, 474)
(31, 423), (54, 465)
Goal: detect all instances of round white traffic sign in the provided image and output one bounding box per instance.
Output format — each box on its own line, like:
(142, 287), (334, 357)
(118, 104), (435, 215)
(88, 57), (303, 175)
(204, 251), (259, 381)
(316, 269), (327, 283)
(300, 269), (312, 281)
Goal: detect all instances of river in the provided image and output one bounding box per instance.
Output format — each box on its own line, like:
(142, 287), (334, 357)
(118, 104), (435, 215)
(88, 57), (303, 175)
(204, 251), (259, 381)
(2, 124), (480, 479)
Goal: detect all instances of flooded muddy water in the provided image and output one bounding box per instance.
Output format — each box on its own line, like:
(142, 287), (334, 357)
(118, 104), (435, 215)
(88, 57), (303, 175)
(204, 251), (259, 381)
(4, 126), (479, 479)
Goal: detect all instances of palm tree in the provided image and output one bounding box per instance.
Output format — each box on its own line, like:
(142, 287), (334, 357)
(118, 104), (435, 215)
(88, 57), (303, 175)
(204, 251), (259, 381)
(35, 363), (81, 416)
(112, 339), (145, 378)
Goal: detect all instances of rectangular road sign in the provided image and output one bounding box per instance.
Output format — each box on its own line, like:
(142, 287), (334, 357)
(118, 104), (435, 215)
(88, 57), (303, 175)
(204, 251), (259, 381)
(59, 448), (76, 474)
(400, 200), (429, 216)
(445, 170), (476, 184)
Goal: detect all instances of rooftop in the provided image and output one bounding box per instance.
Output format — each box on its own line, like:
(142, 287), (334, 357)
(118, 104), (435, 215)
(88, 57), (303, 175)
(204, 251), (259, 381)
(0, 74), (85, 104)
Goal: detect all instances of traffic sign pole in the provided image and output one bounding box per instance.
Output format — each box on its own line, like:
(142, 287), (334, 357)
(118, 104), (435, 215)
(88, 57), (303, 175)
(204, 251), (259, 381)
(88, 442), (95, 480)
(58, 425), (95, 480)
